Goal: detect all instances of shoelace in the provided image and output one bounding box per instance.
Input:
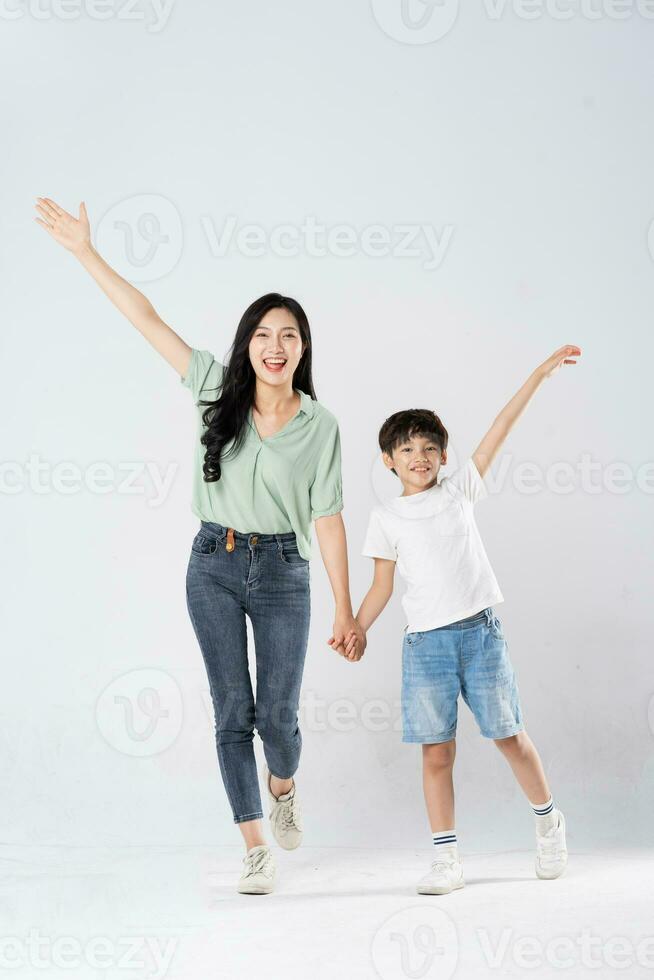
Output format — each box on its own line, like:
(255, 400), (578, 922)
(243, 849), (273, 878)
(279, 794), (301, 831)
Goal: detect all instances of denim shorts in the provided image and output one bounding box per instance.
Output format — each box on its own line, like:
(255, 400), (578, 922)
(401, 607), (524, 743)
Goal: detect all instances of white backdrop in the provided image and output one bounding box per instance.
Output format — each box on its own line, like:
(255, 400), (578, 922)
(2, 0), (653, 855)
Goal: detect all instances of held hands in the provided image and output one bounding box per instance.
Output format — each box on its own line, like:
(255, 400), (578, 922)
(538, 345), (582, 379)
(327, 612), (367, 663)
(34, 198), (90, 254)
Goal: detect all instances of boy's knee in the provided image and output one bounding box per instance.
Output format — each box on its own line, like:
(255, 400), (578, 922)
(494, 731), (528, 755)
(422, 739), (456, 770)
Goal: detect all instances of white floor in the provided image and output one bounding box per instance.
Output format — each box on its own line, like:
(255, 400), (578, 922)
(1, 844), (652, 979)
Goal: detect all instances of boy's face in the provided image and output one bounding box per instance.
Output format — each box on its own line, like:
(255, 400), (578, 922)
(382, 434), (447, 496)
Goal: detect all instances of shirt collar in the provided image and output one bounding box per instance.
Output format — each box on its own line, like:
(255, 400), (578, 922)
(297, 388), (315, 420)
(246, 388), (315, 438)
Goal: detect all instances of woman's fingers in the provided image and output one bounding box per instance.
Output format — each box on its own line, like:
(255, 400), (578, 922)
(35, 203), (56, 226)
(36, 198), (60, 221)
(40, 197), (64, 216)
(345, 636), (362, 660)
(35, 217), (54, 234)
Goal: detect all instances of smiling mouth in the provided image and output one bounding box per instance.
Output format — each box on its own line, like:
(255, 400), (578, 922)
(411, 465), (431, 473)
(263, 357), (287, 372)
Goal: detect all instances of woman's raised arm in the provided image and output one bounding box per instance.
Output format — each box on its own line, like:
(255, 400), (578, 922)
(35, 197), (192, 378)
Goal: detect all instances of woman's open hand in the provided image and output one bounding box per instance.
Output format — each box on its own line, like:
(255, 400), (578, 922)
(35, 198), (90, 254)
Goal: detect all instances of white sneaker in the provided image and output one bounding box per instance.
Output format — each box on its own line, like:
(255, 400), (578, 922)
(535, 809), (568, 879)
(237, 844), (275, 895)
(417, 852), (465, 895)
(264, 764), (303, 850)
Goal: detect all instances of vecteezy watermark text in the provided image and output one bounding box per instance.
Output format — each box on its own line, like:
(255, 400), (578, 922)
(0, 0), (175, 31)
(200, 214), (454, 271)
(0, 455), (178, 508)
(371, 0), (654, 45)
(0, 931), (177, 977)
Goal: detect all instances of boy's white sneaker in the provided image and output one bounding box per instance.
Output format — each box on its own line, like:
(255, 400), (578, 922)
(264, 764), (303, 850)
(417, 853), (465, 895)
(535, 809), (568, 879)
(237, 844), (275, 895)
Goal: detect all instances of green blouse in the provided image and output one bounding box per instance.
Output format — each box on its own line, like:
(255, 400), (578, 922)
(181, 348), (343, 560)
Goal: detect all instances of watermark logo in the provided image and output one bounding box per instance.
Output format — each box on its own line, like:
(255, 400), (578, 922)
(369, 449), (654, 516)
(477, 926), (654, 971)
(371, 0), (461, 44)
(0, 930), (177, 977)
(96, 669), (183, 757)
(0, 455), (178, 508)
(371, 906), (459, 980)
(96, 194), (183, 282)
(371, 0), (654, 43)
(200, 214), (454, 271)
(481, 0), (654, 22)
(0, 0), (175, 31)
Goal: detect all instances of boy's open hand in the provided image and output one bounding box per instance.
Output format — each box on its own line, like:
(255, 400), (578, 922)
(539, 345), (582, 379)
(328, 627), (367, 662)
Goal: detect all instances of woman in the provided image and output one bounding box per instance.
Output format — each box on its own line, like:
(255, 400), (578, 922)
(35, 197), (365, 895)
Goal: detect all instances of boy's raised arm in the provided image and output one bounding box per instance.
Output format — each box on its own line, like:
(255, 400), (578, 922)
(472, 345), (581, 479)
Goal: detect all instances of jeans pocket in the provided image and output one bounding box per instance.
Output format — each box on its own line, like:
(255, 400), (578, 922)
(278, 541), (309, 567)
(191, 530), (219, 557)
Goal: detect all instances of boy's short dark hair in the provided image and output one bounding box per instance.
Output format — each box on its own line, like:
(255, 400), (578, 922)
(378, 409), (449, 475)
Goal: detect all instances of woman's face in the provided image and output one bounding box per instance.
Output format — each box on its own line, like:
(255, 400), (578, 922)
(248, 307), (305, 388)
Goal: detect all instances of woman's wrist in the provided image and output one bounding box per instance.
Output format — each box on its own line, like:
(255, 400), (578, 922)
(334, 597), (353, 617)
(73, 239), (94, 261)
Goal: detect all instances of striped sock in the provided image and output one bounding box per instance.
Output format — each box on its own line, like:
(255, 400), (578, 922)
(432, 829), (458, 853)
(531, 795), (558, 833)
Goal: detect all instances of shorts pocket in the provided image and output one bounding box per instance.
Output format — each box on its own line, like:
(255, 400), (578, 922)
(488, 613), (504, 641)
(404, 630), (424, 647)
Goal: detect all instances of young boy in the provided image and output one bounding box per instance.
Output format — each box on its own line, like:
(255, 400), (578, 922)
(331, 345), (580, 895)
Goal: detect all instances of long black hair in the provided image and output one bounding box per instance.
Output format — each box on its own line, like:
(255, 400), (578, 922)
(199, 293), (316, 482)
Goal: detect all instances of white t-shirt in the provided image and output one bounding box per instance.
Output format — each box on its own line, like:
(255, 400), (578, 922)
(362, 458), (504, 633)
